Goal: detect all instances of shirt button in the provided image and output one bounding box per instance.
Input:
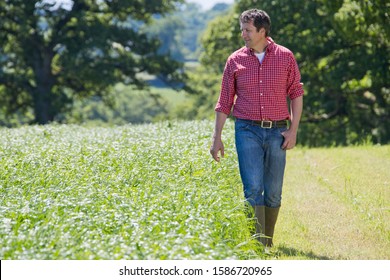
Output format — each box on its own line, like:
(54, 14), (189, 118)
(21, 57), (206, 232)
(261, 106), (264, 109)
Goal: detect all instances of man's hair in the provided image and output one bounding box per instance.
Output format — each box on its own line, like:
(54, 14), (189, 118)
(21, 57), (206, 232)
(239, 9), (271, 36)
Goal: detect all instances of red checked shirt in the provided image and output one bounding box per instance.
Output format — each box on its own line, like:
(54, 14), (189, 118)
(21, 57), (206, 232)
(215, 37), (304, 121)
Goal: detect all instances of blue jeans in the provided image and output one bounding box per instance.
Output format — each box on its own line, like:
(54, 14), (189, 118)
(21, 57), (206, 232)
(235, 119), (287, 207)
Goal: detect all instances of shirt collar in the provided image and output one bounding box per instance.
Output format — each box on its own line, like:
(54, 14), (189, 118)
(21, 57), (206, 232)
(245, 37), (275, 56)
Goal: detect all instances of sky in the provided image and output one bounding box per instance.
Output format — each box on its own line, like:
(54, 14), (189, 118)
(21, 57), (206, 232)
(38, 1), (235, 12)
(188, 0), (234, 10)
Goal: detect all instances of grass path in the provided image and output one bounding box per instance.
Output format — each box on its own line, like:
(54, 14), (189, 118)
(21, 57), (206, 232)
(272, 146), (390, 260)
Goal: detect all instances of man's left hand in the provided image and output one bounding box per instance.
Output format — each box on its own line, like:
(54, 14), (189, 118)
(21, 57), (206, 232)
(281, 129), (297, 150)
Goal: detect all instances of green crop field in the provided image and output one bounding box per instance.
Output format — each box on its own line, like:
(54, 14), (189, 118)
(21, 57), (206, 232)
(0, 120), (389, 260)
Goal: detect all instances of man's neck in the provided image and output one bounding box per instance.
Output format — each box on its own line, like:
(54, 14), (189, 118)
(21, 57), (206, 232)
(252, 38), (269, 53)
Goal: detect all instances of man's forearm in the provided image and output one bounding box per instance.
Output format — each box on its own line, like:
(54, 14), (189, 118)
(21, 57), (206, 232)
(290, 96), (303, 132)
(213, 112), (229, 139)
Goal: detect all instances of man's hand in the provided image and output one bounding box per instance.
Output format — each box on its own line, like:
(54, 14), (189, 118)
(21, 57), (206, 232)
(282, 95), (303, 150)
(210, 112), (228, 162)
(281, 129), (297, 150)
(210, 137), (225, 162)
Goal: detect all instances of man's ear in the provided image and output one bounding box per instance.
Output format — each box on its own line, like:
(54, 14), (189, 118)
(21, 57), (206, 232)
(258, 27), (265, 35)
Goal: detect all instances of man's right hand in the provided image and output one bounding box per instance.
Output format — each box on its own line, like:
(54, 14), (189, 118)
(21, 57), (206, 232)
(210, 138), (224, 162)
(210, 112), (228, 162)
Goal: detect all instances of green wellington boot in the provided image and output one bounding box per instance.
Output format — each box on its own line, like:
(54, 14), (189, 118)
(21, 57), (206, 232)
(264, 206), (280, 247)
(254, 206), (266, 246)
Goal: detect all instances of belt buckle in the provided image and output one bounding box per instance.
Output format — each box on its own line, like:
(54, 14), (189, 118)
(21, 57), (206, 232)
(261, 121), (272, 128)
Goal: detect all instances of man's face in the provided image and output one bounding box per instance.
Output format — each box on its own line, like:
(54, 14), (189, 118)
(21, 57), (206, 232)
(240, 20), (264, 50)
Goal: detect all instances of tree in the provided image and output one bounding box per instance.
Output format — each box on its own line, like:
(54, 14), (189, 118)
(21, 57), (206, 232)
(147, 14), (186, 62)
(183, 9), (239, 119)
(148, 2), (232, 62)
(0, 0), (184, 125)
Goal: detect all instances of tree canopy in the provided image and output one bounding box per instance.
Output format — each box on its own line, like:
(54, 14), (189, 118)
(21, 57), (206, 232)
(148, 2), (231, 62)
(0, 0), (184, 124)
(1, 0), (389, 146)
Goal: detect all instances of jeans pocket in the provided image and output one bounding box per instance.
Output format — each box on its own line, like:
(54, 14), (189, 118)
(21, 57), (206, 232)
(235, 120), (251, 131)
(278, 127), (288, 135)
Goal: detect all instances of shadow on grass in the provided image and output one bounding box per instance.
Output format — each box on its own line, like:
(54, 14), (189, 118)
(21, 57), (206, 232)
(274, 245), (331, 260)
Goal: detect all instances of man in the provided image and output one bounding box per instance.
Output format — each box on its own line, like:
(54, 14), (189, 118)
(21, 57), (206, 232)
(210, 9), (303, 248)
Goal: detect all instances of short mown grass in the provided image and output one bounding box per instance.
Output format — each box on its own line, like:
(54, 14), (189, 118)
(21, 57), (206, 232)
(1, 120), (389, 260)
(275, 145), (390, 259)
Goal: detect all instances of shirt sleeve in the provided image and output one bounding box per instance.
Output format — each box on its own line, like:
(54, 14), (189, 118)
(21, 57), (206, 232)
(286, 53), (304, 100)
(215, 59), (236, 115)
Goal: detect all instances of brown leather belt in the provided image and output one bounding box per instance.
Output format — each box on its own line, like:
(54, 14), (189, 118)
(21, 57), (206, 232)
(238, 119), (288, 128)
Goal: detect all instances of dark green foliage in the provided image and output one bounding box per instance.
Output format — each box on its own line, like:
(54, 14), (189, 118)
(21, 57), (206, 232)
(148, 2), (231, 62)
(0, 0), (184, 124)
(1, 1), (389, 146)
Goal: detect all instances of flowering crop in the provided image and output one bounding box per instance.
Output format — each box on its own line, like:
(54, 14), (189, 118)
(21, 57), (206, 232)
(0, 121), (262, 259)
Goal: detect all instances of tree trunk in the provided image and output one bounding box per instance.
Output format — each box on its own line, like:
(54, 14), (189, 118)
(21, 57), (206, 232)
(32, 48), (55, 125)
(33, 87), (52, 125)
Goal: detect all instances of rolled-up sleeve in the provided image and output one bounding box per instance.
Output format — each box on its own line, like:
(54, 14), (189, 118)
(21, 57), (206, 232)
(215, 60), (236, 115)
(287, 53), (304, 100)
